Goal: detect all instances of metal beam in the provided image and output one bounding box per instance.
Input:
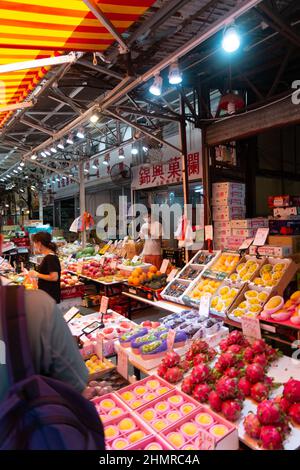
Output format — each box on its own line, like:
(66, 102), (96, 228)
(267, 47), (293, 97)
(114, 105), (180, 122)
(106, 109), (182, 153)
(27, 158), (79, 183)
(82, 0), (128, 53)
(77, 59), (124, 81)
(206, 94), (300, 146)
(20, 118), (54, 136)
(257, 3), (300, 48)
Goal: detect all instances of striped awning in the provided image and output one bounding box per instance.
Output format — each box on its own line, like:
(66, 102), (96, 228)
(0, 0), (155, 127)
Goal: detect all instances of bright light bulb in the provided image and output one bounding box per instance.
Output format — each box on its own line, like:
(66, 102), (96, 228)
(45, 150), (51, 156)
(57, 141), (64, 149)
(20, 162), (25, 167)
(41, 152), (47, 158)
(90, 114), (99, 123)
(168, 62), (182, 85)
(76, 129), (84, 139)
(222, 26), (240, 53)
(149, 75), (162, 96)
(66, 134), (74, 145)
(142, 146), (148, 152)
(103, 160), (108, 165)
(131, 147), (138, 155)
(31, 154), (37, 160)
(50, 147), (57, 153)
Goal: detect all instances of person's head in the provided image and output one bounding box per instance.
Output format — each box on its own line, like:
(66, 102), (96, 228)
(31, 232), (57, 254)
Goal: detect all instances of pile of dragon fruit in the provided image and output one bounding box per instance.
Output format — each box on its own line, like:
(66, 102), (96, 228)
(158, 330), (283, 423)
(243, 379), (300, 449)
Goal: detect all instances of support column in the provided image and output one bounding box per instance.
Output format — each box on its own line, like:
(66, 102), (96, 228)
(38, 192), (43, 224)
(179, 94), (190, 262)
(79, 162), (86, 248)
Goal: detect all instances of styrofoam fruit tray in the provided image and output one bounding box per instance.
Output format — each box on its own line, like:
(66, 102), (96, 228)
(103, 411), (153, 450)
(116, 374), (174, 409)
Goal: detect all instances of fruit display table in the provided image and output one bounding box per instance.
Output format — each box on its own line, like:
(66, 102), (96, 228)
(122, 291), (190, 319)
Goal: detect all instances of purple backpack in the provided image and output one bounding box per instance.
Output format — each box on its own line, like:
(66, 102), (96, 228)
(0, 285), (105, 450)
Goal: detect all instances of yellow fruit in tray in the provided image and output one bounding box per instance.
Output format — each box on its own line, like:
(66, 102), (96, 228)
(291, 291), (300, 302)
(232, 308), (244, 317)
(274, 263), (285, 272)
(238, 268), (247, 278)
(230, 273), (238, 282)
(224, 298), (233, 308)
(272, 271), (282, 281)
(241, 273), (252, 281)
(245, 290), (258, 298)
(220, 286), (230, 296)
(254, 277), (264, 286)
(248, 298), (260, 306)
(239, 301), (247, 309)
(262, 272), (272, 282)
(236, 263), (246, 273)
(258, 292), (268, 303)
(261, 264), (273, 274)
(215, 302), (224, 312)
(211, 297), (219, 308)
(249, 305), (261, 313)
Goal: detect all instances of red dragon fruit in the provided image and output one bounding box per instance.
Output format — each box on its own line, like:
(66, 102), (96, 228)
(274, 395), (291, 414)
(190, 364), (210, 384)
(243, 413), (262, 439)
(283, 379), (300, 403)
(162, 351), (180, 368)
(227, 330), (245, 345)
(208, 390), (223, 412)
(216, 377), (239, 400)
(252, 339), (267, 354)
(221, 399), (242, 422)
(265, 345), (279, 363)
(257, 400), (282, 425)
(224, 367), (240, 379)
(260, 425), (283, 450)
(250, 382), (270, 402)
(238, 377), (252, 397)
(179, 359), (191, 372)
(246, 363), (265, 384)
(253, 353), (268, 369)
(181, 376), (194, 395)
(192, 383), (212, 403)
(185, 349), (195, 362)
(164, 366), (184, 384)
(227, 344), (243, 354)
(192, 352), (208, 366)
(243, 347), (255, 363)
(288, 403), (300, 425)
(190, 340), (208, 355)
(157, 363), (168, 378)
(219, 338), (229, 352)
(207, 347), (217, 361)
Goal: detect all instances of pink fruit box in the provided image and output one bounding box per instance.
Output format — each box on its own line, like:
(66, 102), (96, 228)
(91, 393), (130, 425)
(161, 406), (239, 451)
(136, 389), (202, 432)
(103, 411), (154, 450)
(116, 375), (173, 410)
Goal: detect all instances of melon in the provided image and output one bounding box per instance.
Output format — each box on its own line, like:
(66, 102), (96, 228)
(264, 296), (284, 314)
(271, 310), (292, 321)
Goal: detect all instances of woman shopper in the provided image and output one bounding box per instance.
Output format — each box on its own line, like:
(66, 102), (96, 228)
(29, 232), (61, 303)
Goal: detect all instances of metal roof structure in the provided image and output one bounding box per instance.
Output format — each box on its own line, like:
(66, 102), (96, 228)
(0, 0), (299, 193)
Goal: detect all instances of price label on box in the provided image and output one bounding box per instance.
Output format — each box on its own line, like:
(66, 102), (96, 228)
(160, 259), (169, 274)
(117, 347), (128, 379)
(205, 225), (214, 241)
(199, 293), (211, 318)
(198, 428), (215, 450)
(253, 228), (269, 247)
(242, 316), (262, 340)
(167, 329), (176, 351)
(99, 295), (109, 314)
(63, 307), (79, 323)
(95, 335), (104, 362)
(167, 268), (178, 282)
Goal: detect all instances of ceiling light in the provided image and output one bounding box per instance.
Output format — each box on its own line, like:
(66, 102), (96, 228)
(41, 152), (47, 158)
(20, 162), (25, 167)
(45, 150), (51, 156)
(31, 186), (36, 191)
(31, 154), (37, 160)
(103, 160), (108, 165)
(76, 128), (84, 139)
(50, 147), (57, 153)
(20, 188), (24, 193)
(5, 204), (9, 208)
(24, 175), (28, 180)
(118, 148), (125, 160)
(222, 25), (240, 53)
(18, 166), (23, 171)
(7, 174), (11, 178)
(90, 113), (99, 124)
(149, 74), (163, 96)
(13, 169), (18, 174)
(168, 62), (182, 85)
(66, 134), (74, 145)
(57, 141), (64, 150)
(142, 145), (149, 152)
(131, 146), (138, 155)
(0, 179), (4, 182)
(0, 52), (79, 74)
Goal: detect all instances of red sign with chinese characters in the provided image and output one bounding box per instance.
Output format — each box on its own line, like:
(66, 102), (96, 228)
(131, 152), (202, 190)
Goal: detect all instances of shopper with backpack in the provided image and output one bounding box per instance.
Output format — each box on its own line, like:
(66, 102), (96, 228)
(0, 236), (105, 450)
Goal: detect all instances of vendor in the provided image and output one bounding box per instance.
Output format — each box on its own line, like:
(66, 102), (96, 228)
(140, 208), (163, 270)
(29, 232), (61, 304)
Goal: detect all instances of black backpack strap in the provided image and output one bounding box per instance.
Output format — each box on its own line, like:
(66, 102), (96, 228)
(1, 285), (35, 384)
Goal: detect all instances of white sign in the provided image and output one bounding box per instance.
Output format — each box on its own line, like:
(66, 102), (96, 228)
(199, 293), (211, 317)
(117, 347), (128, 379)
(167, 268), (178, 282)
(205, 225), (213, 241)
(131, 255), (140, 263)
(242, 316), (262, 340)
(131, 152), (202, 190)
(95, 336), (104, 362)
(99, 295), (109, 314)
(100, 256), (105, 266)
(63, 307), (79, 323)
(239, 238), (254, 251)
(167, 330), (176, 351)
(160, 259), (169, 274)
(253, 228), (269, 247)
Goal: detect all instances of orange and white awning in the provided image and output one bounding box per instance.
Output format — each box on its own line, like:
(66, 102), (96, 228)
(0, 0), (155, 127)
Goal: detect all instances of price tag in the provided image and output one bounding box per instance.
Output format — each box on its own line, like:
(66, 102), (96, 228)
(197, 428), (215, 450)
(239, 238), (254, 251)
(160, 259), (169, 274)
(94, 244), (99, 254)
(132, 255), (140, 263)
(167, 329), (176, 351)
(199, 293), (211, 317)
(253, 228), (269, 247)
(99, 295), (109, 314)
(205, 225), (214, 241)
(95, 335), (104, 362)
(242, 316), (262, 340)
(167, 268), (178, 282)
(117, 347), (128, 379)
(100, 256), (105, 266)
(63, 307), (79, 323)
(111, 260), (118, 270)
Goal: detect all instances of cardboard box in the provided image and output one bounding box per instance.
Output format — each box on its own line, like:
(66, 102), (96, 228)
(269, 218), (300, 236)
(213, 182), (245, 192)
(231, 228), (257, 238)
(214, 228), (232, 237)
(268, 235), (300, 253)
(231, 218), (269, 229)
(249, 245), (293, 257)
(268, 195), (300, 208)
(213, 206), (246, 221)
(214, 221), (232, 229)
(273, 207), (300, 218)
(212, 197), (245, 207)
(212, 189), (245, 200)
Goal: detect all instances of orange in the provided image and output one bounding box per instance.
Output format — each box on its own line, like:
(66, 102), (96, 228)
(156, 271), (162, 276)
(132, 278), (140, 286)
(149, 265), (158, 273)
(147, 272), (154, 280)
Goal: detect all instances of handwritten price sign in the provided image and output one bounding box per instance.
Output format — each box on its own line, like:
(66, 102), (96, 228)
(99, 296), (109, 314)
(167, 329), (176, 351)
(197, 428), (215, 450)
(117, 347), (128, 379)
(242, 316), (262, 340)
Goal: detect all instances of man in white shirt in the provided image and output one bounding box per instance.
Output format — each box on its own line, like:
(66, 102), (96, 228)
(140, 208), (163, 269)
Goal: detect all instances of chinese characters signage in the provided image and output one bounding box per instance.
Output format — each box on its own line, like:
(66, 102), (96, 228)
(131, 152), (202, 190)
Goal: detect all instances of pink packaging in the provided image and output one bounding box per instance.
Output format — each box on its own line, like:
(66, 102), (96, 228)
(212, 197), (245, 207)
(249, 245), (292, 257)
(231, 228), (257, 238)
(127, 435), (172, 450)
(117, 375), (172, 410)
(104, 411), (153, 450)
(91, 393), (129, 424)
(231, 218), (268, 229)
(214, 228), (232, 237)
(213, 206), (246, 221)
(212, 189), (245, 200)
(251, 218), (269, 228)
(214, 221), (232, 229)
(213, 182), (245, 192)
